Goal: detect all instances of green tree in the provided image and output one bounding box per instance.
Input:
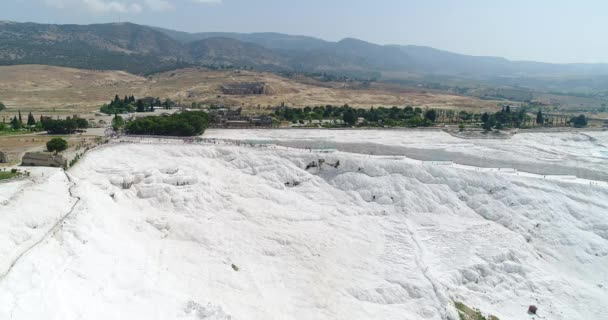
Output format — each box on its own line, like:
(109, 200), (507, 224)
(481, 112), (490, 123)
(0, 102), (5, 111)
(10, 116), (21, 129)
(27, 112), (36, 126)
(407, 116), (424, 127)
(18, 111), (22, 124)
(112, 114), (125, 131)
(536, 110), (544, 125)
(570, 114), (588, 128)
(136, 100), (145, 112)
(482, 116), (496, 131)
(343, 109), (357, 126)
(46, 137), (68, 154)
(424, 109), (437, 122)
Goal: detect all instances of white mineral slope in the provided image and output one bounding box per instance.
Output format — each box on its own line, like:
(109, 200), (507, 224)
(205, 129), (608, 181)
(0, 137), (607, 320)
(0, 168), (75, 279)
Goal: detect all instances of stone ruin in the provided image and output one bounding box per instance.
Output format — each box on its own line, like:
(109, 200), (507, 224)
(0, 150), (8, 163)
(220, 82), (275, 95)
(21, 152), (67, 168)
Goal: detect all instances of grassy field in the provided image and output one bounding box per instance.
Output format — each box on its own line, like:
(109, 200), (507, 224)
(0, 130), (29, 137)
(0, 65), (509, 117)
(0, 170), (20, 180)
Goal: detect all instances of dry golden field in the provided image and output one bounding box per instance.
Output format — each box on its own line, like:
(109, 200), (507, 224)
(0, 65), (506, 117)
(0, 134), (100, 166)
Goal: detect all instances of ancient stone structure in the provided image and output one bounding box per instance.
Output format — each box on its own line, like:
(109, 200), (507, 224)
(0, 151), (8, 163)
(21, 152), (67, 168)
(220, 82), (275, 95)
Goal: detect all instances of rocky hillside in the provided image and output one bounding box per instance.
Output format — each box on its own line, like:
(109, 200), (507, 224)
(3, 21), (608, 82)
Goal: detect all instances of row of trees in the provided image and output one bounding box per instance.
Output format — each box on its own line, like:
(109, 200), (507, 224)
(469, 107), (588, 130)
(100, 95), (176, 115)
(42, 117), (89, 134)
(274, 105), (437, 127)
(124, 111), (208, 136)
(2, 111), (40, 130)
(1, 111), (93, 134)
(479, 106), (529, 130)
(1, 111), (89, 133)
(274, 104), (589, 129)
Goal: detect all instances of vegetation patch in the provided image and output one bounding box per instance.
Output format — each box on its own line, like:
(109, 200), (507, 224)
(274, 104), (432, 127)
(47, 137), (69, 154)
(100, 95), (175, 115)
(0, 168), (25, 181)
(454, 302), (500, 320)
(42, 117), (88, 134)
(125, 111), (209, 136)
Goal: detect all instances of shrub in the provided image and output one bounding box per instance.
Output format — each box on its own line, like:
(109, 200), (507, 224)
(570, 114), (588, 128)
(47, 137), (68, 154)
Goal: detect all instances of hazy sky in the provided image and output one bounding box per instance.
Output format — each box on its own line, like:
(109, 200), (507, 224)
(1, 0), (606, 63)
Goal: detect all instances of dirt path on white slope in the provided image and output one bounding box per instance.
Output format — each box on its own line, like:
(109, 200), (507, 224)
(400, 219), (457, 320)
(0, 171), (81, 282)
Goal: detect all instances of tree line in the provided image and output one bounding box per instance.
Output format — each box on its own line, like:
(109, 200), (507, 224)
(0, 111), (89, 133)
(42, 117), (89, 134)
(479, 107), (588, 130)
(1, 111), (43, 130)
(100, 95), (176, 115)
(273, 104), (589, 129)
(274, 104), (437, 127)
(124, 111), (208, 136)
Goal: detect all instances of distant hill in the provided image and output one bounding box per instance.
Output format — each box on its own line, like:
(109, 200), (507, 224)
(3, 21), (608, 84)
(394, 45), (608, 78)
(187, 37), (286, 68)
(0, 21), (191, 74)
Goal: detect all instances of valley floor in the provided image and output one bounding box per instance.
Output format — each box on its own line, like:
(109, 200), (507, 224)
(0, 130), (607, 320)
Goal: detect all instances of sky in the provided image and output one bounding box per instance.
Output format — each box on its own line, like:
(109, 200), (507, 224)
(1, 0), (606, 64)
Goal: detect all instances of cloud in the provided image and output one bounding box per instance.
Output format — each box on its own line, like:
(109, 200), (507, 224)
(144, 0), (173, 11)
(43, 0), (213, 14)
(44, 0), (69, 8)
(82, 0), (143, 13)
(44, 0), (171, 13)
(192, 0), (222, 4)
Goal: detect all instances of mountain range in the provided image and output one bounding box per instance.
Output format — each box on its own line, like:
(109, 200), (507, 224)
(2, 20), (608, 82)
